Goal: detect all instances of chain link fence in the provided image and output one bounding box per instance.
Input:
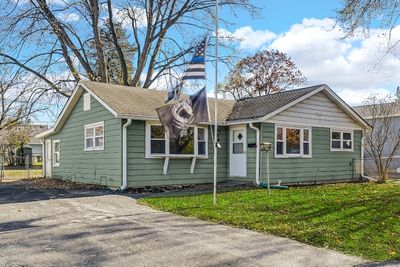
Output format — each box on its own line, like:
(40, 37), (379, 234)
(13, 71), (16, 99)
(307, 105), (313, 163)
(0, 155), (43, 182)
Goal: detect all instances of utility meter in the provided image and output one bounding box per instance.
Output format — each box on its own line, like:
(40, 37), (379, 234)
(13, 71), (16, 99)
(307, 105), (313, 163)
(260, 142), (272, 152)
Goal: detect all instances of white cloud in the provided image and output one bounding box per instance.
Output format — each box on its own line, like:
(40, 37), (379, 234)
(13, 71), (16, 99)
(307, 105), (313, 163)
(101, 4), (147, 29)
(267, 18), (400, 105)
(219, 26), (276, 50)
(337, 88), (391, 106)
(58, 13), (80, 22)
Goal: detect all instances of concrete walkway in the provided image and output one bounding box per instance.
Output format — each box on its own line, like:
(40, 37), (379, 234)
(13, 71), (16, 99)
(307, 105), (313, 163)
(0, 186), (368, 267)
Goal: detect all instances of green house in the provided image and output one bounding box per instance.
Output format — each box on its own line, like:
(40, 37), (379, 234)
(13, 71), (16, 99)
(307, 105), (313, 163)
(37, 81), (370, 189)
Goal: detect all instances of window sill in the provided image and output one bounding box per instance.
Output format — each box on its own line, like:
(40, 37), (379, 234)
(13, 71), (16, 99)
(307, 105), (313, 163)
(275, 155), (312, 159)
(52, 164), (60, 167)
(146, 154), (208, 159)
(84, 147), (104, 151)
(330, 149), (354, 152)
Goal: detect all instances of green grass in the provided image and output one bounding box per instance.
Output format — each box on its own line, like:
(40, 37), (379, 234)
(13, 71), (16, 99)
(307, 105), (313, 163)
(2, 169), (42, 178)
(140, 182), (400, 261)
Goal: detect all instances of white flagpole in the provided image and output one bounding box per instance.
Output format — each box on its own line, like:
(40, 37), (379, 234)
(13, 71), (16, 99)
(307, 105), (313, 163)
(213, 0), (219, 205)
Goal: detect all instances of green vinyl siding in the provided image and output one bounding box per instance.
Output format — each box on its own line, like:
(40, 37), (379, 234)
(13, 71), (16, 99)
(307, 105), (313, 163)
(259, 123), (361, 184)
(45, 92), (122, 187)
(126, 121), (228, 187)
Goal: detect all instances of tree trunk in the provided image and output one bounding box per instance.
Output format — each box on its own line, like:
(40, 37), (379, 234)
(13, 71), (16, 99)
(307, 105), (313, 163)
(107, 0), (129, 85)
(88, 0), (108, 83)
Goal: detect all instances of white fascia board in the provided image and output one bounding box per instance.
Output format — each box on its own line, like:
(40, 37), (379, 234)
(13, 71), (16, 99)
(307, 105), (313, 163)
(36, 83), (84, 139)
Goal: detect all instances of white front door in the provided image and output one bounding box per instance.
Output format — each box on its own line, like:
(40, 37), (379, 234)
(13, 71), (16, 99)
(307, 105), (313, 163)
(45, 139), (51, 177)
(229, 125), (247, 177)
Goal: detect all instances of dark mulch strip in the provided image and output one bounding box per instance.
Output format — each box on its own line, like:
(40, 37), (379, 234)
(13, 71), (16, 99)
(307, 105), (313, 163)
(125, 183), (256, 195)
(19, 178), (108, 191)
(10, 177), (256, 195)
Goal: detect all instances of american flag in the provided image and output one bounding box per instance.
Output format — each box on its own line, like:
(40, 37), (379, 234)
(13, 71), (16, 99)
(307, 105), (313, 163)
(182, 37), (207, 80)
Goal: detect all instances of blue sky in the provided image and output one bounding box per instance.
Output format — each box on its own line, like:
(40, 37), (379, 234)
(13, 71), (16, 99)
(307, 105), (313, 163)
(228, 1), (340, 33)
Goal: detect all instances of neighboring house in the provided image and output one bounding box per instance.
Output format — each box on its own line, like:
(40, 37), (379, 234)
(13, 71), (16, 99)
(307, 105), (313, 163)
(25, 124), (48, 164)
(37, 81), (369, 188)
(353, 103), (400, 178)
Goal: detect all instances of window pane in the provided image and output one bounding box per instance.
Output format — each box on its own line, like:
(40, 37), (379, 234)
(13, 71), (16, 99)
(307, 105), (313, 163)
(343, 132), (351, 140)
(276, 141), (283, 155)
(86, 138), (94, 148)
(151, 125), (165, 139)
(331, 131), (340, 140)
(343, 140), (352, 149)
(198, 141), (206, 155)
(151, 140), (165, 154)
(95, 137), (104, 147)
(303, 129), (309, 141)
(55, 153), (59, 163)
(276, 127), (283, 141)
(54, 142), (60, 152)
(169, 129), (194, 154)
(95, 126), (103, 136)
(233, 143), (244, 154)
(86, 128), (94, 138)
(198, 128), (206, 141)
(286, 128), (300, 154)
(303, 143), (309, 155)
(233, 130), (244, 142)
(331, 140), (341, 149)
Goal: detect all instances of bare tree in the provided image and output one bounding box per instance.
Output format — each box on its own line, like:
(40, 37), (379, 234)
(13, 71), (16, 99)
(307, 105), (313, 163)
(224, 50), (307, 99)
(0, 0), (258, 97)
(337, 0), (400, 51)
(0, 65), (49, 132)
(358, 95), (400, 182)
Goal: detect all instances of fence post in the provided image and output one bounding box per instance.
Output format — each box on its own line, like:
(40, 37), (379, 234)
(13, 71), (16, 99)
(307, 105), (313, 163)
(26, 155), (30, 179)
(0, 156), (3, 182)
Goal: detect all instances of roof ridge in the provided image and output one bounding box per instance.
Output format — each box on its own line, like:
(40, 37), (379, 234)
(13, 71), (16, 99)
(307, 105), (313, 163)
(235, 84), (325, 102)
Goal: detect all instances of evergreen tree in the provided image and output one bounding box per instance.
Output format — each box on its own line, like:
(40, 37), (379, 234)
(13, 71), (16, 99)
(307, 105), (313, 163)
(88, 21), (135, 85)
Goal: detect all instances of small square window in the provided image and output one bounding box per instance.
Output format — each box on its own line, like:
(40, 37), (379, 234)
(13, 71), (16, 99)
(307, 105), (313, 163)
(85, 122), (104, 150)
(331, 130), (352, 151)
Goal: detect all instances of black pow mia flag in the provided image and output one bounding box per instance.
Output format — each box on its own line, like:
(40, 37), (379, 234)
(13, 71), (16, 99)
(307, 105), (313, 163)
(157, 87), (209, 139)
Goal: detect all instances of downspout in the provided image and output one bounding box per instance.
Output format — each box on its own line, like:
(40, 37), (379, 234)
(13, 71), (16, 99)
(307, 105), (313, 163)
(121, 119), (132, 190)
(40, 139), (45, 177)
(361, 136), (378, 182)
(249, 123), (260, 185)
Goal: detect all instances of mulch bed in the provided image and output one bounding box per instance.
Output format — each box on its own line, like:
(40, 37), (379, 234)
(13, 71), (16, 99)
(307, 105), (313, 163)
(14, 177), (255, 194)
(19, 178), (108, 191)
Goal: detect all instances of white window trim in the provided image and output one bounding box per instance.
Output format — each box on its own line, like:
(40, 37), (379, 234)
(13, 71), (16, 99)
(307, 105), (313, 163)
(330, 129), (354, 152)
(84, 121), (105, 151)
(274, 125), (312, 158)
(52, 140), (60, 167)
(145, 122), (208, 159)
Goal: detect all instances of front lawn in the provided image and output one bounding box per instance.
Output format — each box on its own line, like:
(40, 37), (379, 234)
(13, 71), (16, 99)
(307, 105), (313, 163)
(1, 169), (42, 179)
(140, 182), (400, 261)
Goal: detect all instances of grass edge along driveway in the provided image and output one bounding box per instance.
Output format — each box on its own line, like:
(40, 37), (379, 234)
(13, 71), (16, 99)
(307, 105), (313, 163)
(139, 182), (400, 261)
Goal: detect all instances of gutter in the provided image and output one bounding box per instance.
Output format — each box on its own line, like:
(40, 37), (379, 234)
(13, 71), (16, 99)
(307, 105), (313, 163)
(249, 123), (260, 185)
(361, 136), (378, 182)
(121, 119), (132, 190)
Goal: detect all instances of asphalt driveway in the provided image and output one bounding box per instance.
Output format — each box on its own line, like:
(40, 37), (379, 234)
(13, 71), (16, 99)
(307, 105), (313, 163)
(0, 183), (368, 267)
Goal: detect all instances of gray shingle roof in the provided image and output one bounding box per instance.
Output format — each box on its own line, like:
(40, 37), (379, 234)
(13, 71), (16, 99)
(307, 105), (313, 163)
(82, 81), (235, 124)
(227, 85), (324, 121)
(82, 82), (325, 123)
(353, 102), (400, 118)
